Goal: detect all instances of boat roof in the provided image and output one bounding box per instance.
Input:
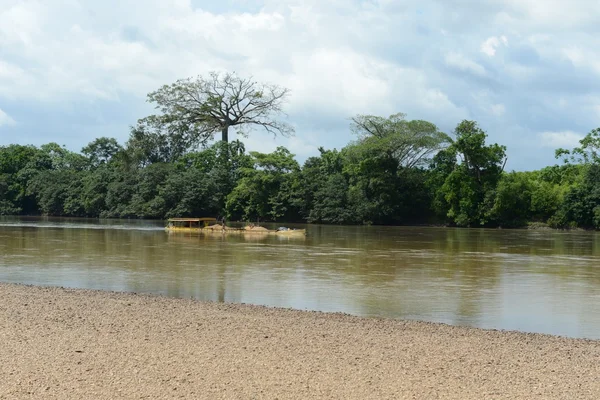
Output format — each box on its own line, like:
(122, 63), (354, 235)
(167, 218), (217, 222)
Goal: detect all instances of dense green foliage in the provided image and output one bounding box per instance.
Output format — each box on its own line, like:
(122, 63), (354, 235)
(2, 111), (600, 229)
(436, 120), (507, 227)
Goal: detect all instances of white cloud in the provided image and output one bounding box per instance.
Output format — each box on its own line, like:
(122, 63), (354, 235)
(0, 61), (35, 99)
(445, 52), (486, 76)
(0, 0), (46, 47)
(242, 130), (320, 160)
(538, 131), (583, 148)
(470, 91), (505, 117)
(490, 104), (506, 116)
(562, 47), (585, 66)
(0, 0), (472, 162)
(0, 0), (451, 118)
(481, 35), (508, 57)
(558, 98), (568, 108)
(0, 108), (16, 127)
(286, 47), (394, 116)
(1, 0), (600, 170)
(560, 46), (600, 76)
(500, 0), (600, 29)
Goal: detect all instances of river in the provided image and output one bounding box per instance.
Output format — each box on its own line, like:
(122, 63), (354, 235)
(1, 216), (600, 339)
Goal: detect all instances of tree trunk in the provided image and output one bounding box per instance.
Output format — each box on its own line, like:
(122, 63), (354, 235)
(221, 126), (229, 143)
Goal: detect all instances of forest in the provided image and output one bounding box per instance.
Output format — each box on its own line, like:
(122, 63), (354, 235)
(2, 72), (600, 229)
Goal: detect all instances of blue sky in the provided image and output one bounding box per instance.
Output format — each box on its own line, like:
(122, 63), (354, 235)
(1, 0), (599, 170)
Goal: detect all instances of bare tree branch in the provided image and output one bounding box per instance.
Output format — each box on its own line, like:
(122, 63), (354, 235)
(144, 71), (294, 145)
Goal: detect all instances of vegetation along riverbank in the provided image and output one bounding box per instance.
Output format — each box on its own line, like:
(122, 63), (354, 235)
(1, 283), (599, 399)
(2, 72), (600, 230)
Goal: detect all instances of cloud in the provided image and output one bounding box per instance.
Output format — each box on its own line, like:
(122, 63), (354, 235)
(538, 131), (583, 148)
(445, 52), (486, 76)
(242, 129), (320, 161)
(0, 0), (599, 171)
(0, 109), (16, 127)
(498, 0), (600, 29)
(481, 36), (508, 57)
(490, 104), (506, 116)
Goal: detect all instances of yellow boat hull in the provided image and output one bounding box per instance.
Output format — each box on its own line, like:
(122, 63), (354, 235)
(165, 227), (306, 236)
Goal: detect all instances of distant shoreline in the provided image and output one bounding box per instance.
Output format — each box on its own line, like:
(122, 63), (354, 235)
(1, 282), (599, 399)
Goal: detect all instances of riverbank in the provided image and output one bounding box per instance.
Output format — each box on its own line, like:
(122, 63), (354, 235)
(1, 283), (599, 399)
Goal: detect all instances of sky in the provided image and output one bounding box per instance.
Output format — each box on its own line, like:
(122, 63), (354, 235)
(0, 0), (599, 171)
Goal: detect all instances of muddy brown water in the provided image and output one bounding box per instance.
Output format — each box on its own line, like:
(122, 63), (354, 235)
(1, 216), (600, 339)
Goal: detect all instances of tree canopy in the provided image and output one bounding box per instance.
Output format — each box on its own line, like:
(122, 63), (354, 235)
(435, 120), (507, 227)
(4, 86), (600, 232)
(140, 71), (294, 147)
(556, 128), (600, 165)
(350, 113), (450, 169)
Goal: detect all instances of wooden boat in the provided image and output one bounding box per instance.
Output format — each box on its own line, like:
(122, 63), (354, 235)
(165, 218), (218, 232)
(165, 218), (306, 237)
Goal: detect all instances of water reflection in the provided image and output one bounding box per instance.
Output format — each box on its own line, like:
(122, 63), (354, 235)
(1, 217), (600, 339)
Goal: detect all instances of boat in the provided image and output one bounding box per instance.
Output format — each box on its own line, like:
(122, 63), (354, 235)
(165, 218), (218, 231)
(165, 218), (306, 237)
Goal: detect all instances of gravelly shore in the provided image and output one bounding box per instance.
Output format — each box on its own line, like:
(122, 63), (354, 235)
(1, 283), (599, 399)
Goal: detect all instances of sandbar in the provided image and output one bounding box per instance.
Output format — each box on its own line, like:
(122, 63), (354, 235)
(1, 283), (599, 399)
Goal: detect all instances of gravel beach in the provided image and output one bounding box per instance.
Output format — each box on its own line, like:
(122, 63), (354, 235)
(1, 283), (599, 399)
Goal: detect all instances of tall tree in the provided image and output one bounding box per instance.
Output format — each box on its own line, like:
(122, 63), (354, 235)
(301, 148), (351, 224)
(556, 128), (600, 165)
(343, 113), (448, 224)
(439, 120), (507, 227)
(427, 148), (458, 221)
(142, 71), (294, 145)
(125, 123), (193, 166)
(350, 113), (450, 169)
(82, 137), (123, 167)
(226, 147), (300, 221)
(550, 164), (600, 229)
(551, 128), (600, 228)
(0, 145), (41, 214)
(489, 172), (534, 228)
